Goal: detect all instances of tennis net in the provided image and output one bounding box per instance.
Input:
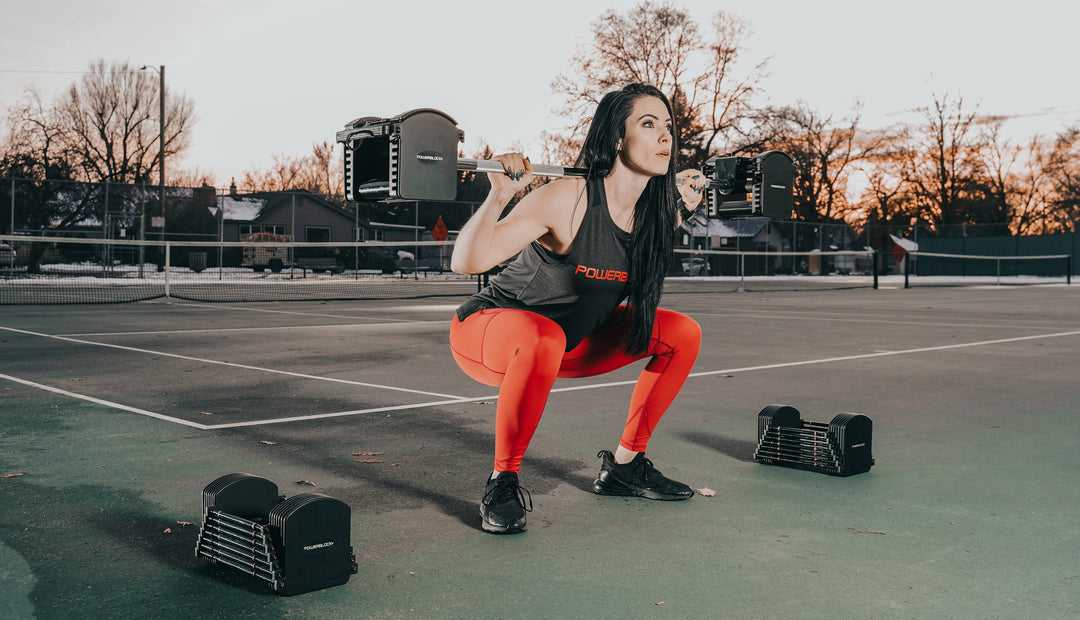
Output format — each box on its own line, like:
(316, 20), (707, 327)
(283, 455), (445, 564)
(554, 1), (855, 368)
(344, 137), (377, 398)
(2, 236), (891, 304)
(668, 248), (880, 293)
(0, 235), (478, 304)
(903, 251), (1073, 288)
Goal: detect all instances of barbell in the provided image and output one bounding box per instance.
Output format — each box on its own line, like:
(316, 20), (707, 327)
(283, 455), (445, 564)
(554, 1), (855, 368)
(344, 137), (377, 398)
(335, 108), (794, 219)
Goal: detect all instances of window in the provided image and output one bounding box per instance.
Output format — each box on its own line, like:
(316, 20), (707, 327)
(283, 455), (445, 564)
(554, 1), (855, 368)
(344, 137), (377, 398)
(240, 224), (287, 236)
(306, 227), (330, 243)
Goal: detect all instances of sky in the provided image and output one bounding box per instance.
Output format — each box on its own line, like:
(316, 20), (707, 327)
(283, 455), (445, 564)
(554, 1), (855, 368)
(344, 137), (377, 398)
(2, 0), (1079, 189)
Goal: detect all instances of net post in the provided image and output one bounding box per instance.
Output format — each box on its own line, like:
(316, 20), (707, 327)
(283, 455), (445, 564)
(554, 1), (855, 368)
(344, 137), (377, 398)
(872, 250), (879, 290)
(165, 242), (171, 300)
(1067, 254), (1072, 285)
(738, 253), (746, 292)
(904, 251), (911, 289)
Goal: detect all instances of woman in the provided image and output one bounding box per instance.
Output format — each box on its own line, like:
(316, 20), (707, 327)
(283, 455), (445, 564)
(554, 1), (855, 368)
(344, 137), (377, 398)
(449, 83), (705, 534)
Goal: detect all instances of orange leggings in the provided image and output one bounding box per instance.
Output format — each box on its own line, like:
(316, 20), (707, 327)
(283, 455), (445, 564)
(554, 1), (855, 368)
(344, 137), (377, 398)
(449, 306), (701, 472)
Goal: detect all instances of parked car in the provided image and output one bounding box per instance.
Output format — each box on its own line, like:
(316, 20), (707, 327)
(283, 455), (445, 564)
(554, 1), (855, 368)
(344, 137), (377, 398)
(681, 256), (706, 276)
(0, 243), (15, 267)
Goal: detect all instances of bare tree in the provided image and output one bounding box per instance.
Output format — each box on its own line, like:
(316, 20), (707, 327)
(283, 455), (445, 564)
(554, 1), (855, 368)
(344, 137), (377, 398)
(901, 92), (986, 231)
(549, 2), (767, 168)
(3, 87), (71, 181)
(1042, 125), (1080, 232)
(695, 11), (771, 159)
(975, 123), (1054, 234)
(56, 59), (195, 184)
(854, 130), (917, 228)
(753, 102), (871, 222)
(238, 139), (344, 200)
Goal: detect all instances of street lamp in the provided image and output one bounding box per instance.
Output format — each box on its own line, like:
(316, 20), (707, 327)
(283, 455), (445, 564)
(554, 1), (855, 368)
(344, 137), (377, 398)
(140, 65), (165, 241)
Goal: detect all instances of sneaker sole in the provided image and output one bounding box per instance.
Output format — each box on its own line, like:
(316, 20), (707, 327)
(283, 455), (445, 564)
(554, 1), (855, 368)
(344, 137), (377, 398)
(592, 477), (694, 501)
(479, 508), (527, 534)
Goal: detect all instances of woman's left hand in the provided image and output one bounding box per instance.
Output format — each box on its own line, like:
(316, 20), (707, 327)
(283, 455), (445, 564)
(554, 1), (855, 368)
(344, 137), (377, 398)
(676, 169), (705, 212)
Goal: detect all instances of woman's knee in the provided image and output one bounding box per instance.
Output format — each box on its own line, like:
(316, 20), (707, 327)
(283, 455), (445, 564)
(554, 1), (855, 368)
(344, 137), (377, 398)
(655, 309), (702, 350)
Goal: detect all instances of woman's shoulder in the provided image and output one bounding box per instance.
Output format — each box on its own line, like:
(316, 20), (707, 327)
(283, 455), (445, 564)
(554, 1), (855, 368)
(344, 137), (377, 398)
(529, 176), (586, 201)
(519, 177), (587, 216)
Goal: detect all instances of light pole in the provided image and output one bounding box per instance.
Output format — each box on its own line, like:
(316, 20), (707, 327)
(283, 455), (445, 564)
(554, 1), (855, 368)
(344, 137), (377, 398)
(141, 65), (165, 242)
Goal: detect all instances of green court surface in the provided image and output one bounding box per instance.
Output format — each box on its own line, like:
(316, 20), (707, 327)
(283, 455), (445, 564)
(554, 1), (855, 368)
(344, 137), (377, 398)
(2, 283), (1079, 618)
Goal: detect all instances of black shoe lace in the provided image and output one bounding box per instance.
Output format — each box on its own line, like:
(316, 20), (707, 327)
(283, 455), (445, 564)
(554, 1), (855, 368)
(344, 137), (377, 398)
(631, 456), (657, 482)
(484, 477), (533, 513)
(600, 450), (659, 484)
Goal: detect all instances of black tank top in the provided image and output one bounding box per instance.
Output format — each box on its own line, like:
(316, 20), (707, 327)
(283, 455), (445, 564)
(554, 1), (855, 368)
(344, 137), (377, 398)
(458, 176), (633, 350)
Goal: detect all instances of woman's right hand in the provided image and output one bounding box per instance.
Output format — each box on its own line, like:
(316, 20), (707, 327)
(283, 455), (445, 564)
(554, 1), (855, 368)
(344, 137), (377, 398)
(488, 152), (534, 197)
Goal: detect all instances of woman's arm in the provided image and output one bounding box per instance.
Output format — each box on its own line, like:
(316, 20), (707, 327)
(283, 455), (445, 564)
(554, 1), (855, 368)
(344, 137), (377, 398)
(451, 153), (555, 275)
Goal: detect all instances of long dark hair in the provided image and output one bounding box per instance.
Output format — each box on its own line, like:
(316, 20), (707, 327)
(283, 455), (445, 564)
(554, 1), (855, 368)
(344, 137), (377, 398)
(575, 83), (677, 354)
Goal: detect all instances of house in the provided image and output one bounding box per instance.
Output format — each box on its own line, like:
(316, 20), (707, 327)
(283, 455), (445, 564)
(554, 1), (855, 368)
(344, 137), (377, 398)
(213, 189), (358, 243)
(213, 189), (433, 246)
(679, 214), (789, 275)
(680, 214), (785, 251)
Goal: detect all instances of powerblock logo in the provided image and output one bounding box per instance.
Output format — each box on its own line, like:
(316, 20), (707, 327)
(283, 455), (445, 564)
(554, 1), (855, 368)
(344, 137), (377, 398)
(303, 541), (335, 551)
(416, 151), (444, 163)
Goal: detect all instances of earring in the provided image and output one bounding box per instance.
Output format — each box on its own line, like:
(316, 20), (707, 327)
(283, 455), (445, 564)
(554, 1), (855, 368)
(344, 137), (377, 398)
(616, 140), (623, 151)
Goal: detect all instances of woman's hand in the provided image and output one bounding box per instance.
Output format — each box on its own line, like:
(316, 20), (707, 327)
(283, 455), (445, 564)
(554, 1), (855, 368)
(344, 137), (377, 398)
(676, 169), (705, 213)
(488, 152), (534, 198)
(451, 152), (548, 275)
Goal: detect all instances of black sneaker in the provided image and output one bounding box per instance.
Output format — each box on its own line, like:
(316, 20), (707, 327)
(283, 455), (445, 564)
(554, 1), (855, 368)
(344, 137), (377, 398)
(480, 471), (532, 534)
(592, 450), (694, 500)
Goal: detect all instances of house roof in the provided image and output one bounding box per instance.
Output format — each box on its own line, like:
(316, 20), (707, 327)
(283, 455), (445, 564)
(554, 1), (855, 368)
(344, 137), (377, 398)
(210, 196), (266, 222)
(681, 215), (770, 238)
(889, 234), (919, 251)
(211, 191), (350, 223)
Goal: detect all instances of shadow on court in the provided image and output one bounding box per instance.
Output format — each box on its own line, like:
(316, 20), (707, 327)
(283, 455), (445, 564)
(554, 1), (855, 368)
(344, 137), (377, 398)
(2, 284), (1079, 618)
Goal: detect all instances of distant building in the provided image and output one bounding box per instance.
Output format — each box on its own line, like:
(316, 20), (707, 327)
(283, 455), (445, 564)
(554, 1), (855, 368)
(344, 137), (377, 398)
(679, 214), (790, 276)
(680, 214), (785, 252)
(212, 190), (425, 243)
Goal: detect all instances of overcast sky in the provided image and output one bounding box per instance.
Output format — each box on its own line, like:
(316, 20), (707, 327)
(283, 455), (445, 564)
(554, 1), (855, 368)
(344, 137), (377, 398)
(2, 0), (1078, 188)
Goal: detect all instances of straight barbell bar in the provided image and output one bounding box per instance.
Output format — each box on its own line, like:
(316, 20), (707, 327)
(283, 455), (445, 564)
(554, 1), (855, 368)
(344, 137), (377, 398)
(335, 107), (794, 219)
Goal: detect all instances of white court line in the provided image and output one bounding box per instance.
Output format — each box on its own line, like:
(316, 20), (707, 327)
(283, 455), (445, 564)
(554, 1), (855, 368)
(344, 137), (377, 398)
(546, 329), (1080, 394)
(689, 311), (1078, 331)
(0, 372), (211, 430)
(0, 325), (464, 399)
(63, 321), (445, 337)
(166, 300), (446, 322)
(202, 395), (499, 429)
(4, 327), (1079, 430)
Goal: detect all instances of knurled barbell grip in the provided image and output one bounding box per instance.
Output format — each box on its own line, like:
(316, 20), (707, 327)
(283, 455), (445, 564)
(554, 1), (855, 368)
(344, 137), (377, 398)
(458, 158), (588, 178)
(459, 158), (708, 187)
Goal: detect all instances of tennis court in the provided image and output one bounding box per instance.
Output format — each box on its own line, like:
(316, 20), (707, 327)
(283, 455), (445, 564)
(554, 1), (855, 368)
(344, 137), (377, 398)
(2, 280), (1079, 618)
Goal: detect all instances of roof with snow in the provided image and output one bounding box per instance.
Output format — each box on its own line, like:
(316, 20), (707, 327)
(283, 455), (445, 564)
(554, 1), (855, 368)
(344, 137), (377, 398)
(681, 215), (770, 238)
(209, 196), (266, 222)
